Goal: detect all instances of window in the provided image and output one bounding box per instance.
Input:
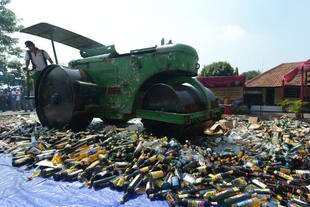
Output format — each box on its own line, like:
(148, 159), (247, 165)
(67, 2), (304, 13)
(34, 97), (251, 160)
(284, 87), (300, 98)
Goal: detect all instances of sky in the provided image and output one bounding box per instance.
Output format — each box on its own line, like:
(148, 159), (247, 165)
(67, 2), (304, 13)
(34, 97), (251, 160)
(7, 0), (310, 73)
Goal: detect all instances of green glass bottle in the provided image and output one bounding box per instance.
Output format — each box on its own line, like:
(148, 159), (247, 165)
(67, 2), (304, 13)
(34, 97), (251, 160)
(41, 167), (62, 178)
(224, 193), (251, 206)
(146, 175), (156, 199)
(65, 169), (83, 182)
(91, 168), (114, 183)
(210, 187), (240, 203)
(165, 192), (178, 207)
(161, 172), (172, 190)
(92, 175), (117, 190)
(121, 174), (143, 203)
(12, 155), (34, 167)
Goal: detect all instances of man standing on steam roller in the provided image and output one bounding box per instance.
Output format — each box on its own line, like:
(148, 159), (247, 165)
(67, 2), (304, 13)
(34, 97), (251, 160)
(23, 40), (53, 85)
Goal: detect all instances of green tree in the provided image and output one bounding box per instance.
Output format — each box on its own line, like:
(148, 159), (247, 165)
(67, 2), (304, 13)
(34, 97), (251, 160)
(242, 70), (261, 81)
(199, 61), (235, 76)
(0, 0), (23, 85)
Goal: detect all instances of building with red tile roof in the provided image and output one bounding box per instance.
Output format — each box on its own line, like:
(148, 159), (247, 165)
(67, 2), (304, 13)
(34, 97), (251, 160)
(244, 62), (310, 106)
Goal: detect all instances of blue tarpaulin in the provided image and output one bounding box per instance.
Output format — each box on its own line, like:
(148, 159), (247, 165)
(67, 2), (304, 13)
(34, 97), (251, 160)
(0, 156), (168, 207)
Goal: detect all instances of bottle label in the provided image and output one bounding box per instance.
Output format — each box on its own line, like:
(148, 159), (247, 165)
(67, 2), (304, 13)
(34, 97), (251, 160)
(183, 174), (196, 184)
(197, 166), (207, 173)
(232, 187), (239, 192)
(203, 190), (216, 199)
(86, 147), (98, 155)
(149, 155), (157, 163)
(278, 171), (293, 180)
(295, 170), (310, 175)
(117, 176), (125, 187)
(252, 179), (267, 189)
(139, 166), (150, 174)
(157, 154), (165, 162)
(178, 194), (190, 199)
(171, 176), (179, 186)
(151, 170), (165, 179)
(166, 193), (176, 205)
(235, 199), (253, 207)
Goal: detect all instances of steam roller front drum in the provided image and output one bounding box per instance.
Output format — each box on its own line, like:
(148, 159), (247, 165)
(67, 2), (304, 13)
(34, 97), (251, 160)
(35, 65), (93, 131)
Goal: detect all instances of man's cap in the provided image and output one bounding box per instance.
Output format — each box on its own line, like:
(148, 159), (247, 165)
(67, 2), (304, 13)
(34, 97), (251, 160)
(25, 40), (34, 47)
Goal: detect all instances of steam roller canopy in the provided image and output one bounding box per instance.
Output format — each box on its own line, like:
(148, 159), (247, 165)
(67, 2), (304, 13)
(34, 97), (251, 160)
(142, 83), (207, 138)
(35, 65), (93, 131)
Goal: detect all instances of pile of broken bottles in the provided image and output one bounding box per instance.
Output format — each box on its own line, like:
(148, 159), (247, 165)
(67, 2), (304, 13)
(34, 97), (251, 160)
(0, 115), (309, 207)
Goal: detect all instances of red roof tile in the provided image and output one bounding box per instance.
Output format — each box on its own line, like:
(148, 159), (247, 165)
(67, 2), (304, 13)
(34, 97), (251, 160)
(245, 62), (305, 87)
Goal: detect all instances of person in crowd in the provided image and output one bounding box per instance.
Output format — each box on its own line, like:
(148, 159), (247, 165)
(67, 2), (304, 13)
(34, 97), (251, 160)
(11, 88), (17, 111)
(0, 90), (5, 112)
(15, 88), (21, 111)
(6, 88), (12, 111)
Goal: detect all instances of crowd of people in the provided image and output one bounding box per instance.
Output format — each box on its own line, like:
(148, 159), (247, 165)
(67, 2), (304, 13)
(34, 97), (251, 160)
(0, 41), (51, 113)
(0, 87), (35, 112)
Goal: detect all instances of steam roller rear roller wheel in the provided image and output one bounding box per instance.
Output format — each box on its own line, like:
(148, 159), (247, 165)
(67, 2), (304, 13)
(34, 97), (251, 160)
(141, 83), (207, 140)
(35, 65), (93, 131)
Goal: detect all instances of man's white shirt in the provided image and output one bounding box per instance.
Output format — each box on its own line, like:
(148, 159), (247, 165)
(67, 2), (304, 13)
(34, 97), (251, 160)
(25, 49), (51, 71)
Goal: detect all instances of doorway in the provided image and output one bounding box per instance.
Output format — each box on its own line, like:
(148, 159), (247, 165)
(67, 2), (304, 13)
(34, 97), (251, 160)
(266, 88), (275, 105)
